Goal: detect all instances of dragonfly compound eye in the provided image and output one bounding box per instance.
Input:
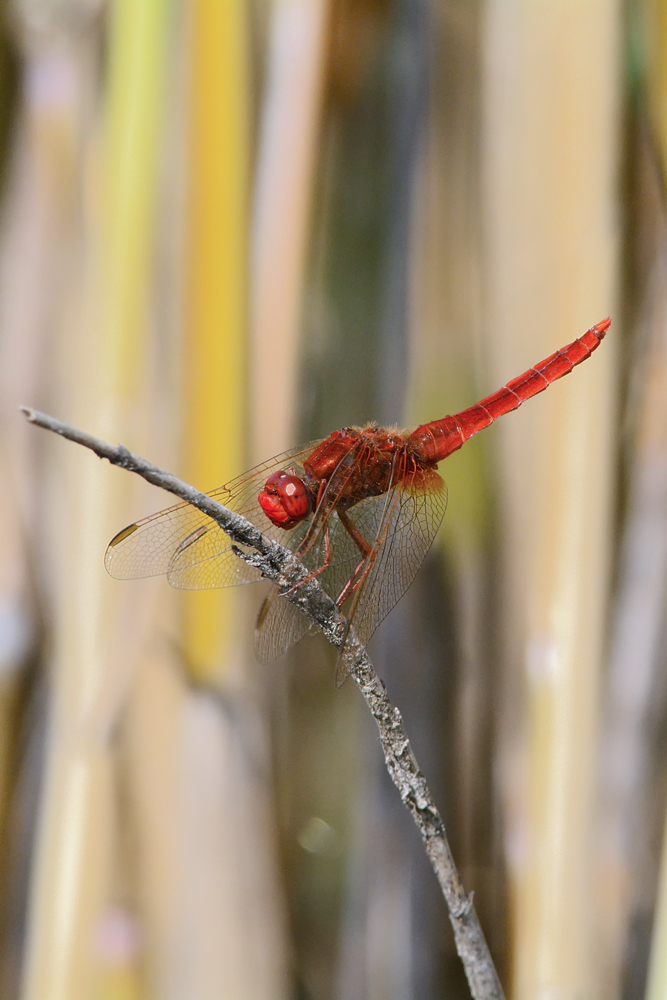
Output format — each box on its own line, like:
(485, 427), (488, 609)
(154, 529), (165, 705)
(258, 471), (311, 528)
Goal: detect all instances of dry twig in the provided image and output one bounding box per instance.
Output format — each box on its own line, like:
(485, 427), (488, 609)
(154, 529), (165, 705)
(21, 405), (505, 1000)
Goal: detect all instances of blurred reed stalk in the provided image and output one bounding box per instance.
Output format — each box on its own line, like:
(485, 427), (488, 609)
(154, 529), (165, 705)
(0, 12), (64, 996)
(648, 818), (667, 1000)
(127, 5), (290, 997)
(634, 2), (667, 996)
(482, 2), (620, 997)
(182, 0), (248, 682)
(249, 0), (330, 462)
(274, 3), (422, 994)
(19, 0), (172, 997)
(406, 0), (504, 984)
(628, 203), (667, 1000)
(120, 6), (190, 999)
(245, 3), (334, 995)
(0, 62), (32, 944)
(597, 130), (667, 998)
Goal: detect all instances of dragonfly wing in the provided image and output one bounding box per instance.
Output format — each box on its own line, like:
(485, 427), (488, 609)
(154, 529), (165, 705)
(335, 465), (448, 685)
(254, 589), (314, 663)
(104, 442), (322, 589)
(105, 503), (259, 587)
(166, 531), (262, 589)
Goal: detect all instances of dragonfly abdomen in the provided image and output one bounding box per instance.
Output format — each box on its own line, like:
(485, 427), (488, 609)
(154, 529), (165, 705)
(407, 318), (610, 465)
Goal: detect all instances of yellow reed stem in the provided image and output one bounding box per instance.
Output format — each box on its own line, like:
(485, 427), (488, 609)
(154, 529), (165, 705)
(182, 0), (249, 679)
(103, 0), (174, 404)
(482, 2), (620, 997)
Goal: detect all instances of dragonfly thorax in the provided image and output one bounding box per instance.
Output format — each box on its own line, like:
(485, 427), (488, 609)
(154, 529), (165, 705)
(304, 426), (414, 509)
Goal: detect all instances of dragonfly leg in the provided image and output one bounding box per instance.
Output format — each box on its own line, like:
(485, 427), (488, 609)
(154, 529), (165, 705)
(336, 560), (366, 607)
(291, 478), (329, 559)
(338, 510), (372, 557)
(335, 511), (374, 607)
(283, 520), (332, 596)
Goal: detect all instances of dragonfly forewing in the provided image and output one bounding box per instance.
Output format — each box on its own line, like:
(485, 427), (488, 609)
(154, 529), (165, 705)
(104, 442), (322, 586)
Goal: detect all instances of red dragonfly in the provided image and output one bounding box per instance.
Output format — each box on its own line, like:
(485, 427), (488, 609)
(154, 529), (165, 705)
(106, 319), (609, 683)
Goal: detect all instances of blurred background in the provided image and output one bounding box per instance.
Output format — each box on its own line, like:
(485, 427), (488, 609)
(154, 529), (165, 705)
(0, 0), (665, 998)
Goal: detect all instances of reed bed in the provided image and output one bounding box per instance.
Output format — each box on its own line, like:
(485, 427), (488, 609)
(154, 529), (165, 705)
(0, 1), (665, 998)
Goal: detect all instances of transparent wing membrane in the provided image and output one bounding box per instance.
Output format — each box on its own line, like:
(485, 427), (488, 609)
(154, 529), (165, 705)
(335, 464), (448, 685)
(254, 589), (314, 663)
(104, 442), (322, 587)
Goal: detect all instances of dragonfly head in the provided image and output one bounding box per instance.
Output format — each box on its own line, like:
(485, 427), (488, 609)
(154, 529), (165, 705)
(258, 471), (312, 529)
